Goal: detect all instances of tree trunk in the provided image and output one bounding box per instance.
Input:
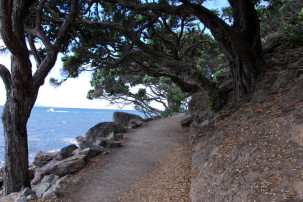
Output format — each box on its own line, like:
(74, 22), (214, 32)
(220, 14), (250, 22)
(2, 56), (34, 195)
(180, 0), (265, 100)
(221, 32), (264, 100)
(2, 103), (30, 195)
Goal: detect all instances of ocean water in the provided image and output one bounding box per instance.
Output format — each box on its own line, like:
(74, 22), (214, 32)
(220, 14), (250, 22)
(0, 106), (144, 167)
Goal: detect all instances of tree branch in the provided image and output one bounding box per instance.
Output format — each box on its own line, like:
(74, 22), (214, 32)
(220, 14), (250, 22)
(33, 0), (79, 91)
(0, 64), (12, 92)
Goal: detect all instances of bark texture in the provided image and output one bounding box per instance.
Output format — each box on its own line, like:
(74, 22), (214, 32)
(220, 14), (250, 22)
(0, 0), (78, 195)
(181, 0), (265, 100)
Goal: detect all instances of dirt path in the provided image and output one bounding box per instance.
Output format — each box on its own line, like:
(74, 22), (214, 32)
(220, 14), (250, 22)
(57, 113), (192, 202)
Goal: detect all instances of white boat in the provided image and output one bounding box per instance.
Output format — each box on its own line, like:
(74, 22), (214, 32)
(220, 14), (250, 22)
(47, 108), (55, 112)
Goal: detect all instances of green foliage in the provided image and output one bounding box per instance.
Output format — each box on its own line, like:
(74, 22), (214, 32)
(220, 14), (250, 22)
(259, 0), (303, 48)
(280, 9), (303, 45)
(208, 95), (217, 112)
(161, 108), (185, 118)
(212, 66), (228, 83)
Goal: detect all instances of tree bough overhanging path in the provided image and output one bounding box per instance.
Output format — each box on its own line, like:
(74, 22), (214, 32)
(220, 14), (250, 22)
(0, 0), (267, 196)
(58, 113), (192, 201)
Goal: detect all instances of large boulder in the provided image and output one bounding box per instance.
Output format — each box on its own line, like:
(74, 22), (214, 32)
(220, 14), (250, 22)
(31, 159), (58, 185)
(33, 151), (60, 168)
(128, 118), (144, 129)
(113, 112), (144, 127)
(85, 122), (126, 141)
(78, 146), (104, 159)
(79, 139), (94, 150)
(60, 144), (78, 159)
(49, 155), (87, 176)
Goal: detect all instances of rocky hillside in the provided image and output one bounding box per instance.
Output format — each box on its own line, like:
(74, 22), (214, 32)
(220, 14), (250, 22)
(185, 47), (303, 201)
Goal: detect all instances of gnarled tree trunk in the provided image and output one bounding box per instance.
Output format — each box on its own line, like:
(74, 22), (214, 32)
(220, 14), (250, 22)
(1, 54), (36, 194)
(181, 0), (265, 100)
(2, 99), (32, 194)
(0, 0), (78, 195)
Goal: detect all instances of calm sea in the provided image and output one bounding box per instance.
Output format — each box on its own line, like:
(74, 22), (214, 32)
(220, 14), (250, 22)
(0, 106), (144, 167)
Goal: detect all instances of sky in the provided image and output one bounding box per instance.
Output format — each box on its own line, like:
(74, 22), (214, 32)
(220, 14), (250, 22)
(0, 0), (229, 110)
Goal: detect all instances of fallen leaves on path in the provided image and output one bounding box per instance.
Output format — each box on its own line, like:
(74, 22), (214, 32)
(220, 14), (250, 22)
(118, 134), (193, 202)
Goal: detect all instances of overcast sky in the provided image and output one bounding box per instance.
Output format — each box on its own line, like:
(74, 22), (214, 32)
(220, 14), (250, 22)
(0, 0), (229, 109)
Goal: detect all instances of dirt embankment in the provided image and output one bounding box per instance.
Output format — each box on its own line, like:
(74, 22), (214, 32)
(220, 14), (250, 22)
(189, 47), (303, 201)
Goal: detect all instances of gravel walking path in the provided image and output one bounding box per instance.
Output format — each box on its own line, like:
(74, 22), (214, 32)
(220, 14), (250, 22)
(57, 113), (192, 202)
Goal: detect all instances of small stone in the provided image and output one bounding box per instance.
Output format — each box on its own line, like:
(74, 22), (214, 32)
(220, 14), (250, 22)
(41, 174), (59, 185)
(19, 187), (35, 199)
(94, 137), (107, 147)
(51, 184), (61, 193)
(32, 182), (51, 198)
(78, 146), (103, 159)
(106, 141), (121, 148)
(42, 189), (57, 200)
(113, 133), (123, 141)
(107, 132), (115, 140)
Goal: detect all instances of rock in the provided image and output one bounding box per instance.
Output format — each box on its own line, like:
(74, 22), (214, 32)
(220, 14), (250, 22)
(72, 148), (80, 156)
(28, 165), (36, 181)
(107, 132), (115, 140)
(106, 140), (122, 148)
(85, 122), (126, 140)
(32, 183), (51, 198)
(49, 155), (87, 176)
(51, 184), (61, 193)
(78, 146), (103, 159)
(14, 195), (26, 202)
(60, 144), (78, 159)
(19, 187), (36, 200)
(79, 139), (94, 150)
(56, 175), (70, 187)
(94, 137), (107, 147)
(290, 124), (303, 146)
(209, 147), (220, 159)
(113, 133), (123, 141)
(128, 118), (144, 129)
(41, 174), (60, 185)
(42, 189), (57, 200)
(113, 112), (144, 127)
(31, 159), (58, 185)
(75, 135), (85, 143)
(0, 177), (3, 187)
(0, 193), (19, 202)
(26, 194), (36, 200)
(33, 151), (60, 167)
(180, 114), (194, 127)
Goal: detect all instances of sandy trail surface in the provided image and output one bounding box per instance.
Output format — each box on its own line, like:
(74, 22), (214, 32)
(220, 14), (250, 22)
(57, 113), (192, 202)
